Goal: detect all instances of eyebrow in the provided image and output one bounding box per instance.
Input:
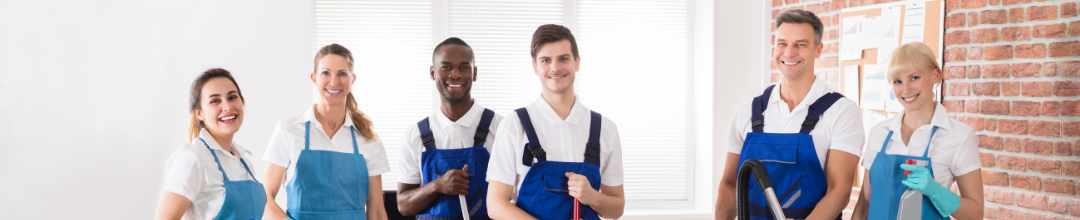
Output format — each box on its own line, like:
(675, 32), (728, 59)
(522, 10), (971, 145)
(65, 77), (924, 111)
(206, 91), (238, 98)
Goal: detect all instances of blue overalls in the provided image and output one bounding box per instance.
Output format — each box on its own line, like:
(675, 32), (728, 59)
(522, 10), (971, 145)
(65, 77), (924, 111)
(198, 137), (267, 220)
(738, 85), (844, 220)
(416, 108), (496, 220)
(868, 127), (948, 220)
(514, 108), (603, 220)
(286, 122), (371, 220)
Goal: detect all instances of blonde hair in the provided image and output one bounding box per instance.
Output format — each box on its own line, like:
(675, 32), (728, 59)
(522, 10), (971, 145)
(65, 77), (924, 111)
(887, 42), (941, 82)
(314, 43), (378, 141)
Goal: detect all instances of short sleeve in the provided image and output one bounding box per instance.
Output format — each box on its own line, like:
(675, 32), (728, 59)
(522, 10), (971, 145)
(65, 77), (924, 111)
(825, 101), (865, 157)
(950, 129), (981, 176)
(487, 115), (523, 186)
(599, 118), (624, 187)
(161, 149), (204, 201)
(861, 125), (889, 169)
(397, 124), (423, 184)
(263, 121), (293, 168)
(366, 138), (391, 176)
(727, 101), (752, 154)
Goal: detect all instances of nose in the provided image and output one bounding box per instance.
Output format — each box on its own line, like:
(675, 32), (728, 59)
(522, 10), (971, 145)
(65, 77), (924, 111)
(449, 67), (463, 79)
(328, 74), (339, 87)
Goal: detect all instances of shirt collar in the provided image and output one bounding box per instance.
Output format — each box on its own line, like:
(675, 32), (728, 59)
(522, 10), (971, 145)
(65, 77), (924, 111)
(887, 102), (952, 132)
(196, 128), (249, 158)
(534, 95), (588, 125)
(435, 102), (485, 129)
(301, 104), (356, 128)
(769, 76), (828, 107)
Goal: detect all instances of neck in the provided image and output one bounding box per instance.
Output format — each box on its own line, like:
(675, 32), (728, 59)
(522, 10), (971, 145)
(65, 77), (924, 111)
(314, 103), (347, 128)
(902, 102), (936, 128)
(778, 74), (816, 107)
(206, 130), (234, 154)
(541, 89), (576, 120)
(441, 98), (474, 122)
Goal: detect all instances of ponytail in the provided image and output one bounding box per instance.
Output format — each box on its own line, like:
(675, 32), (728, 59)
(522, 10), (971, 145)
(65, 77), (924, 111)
(345, 92), (377, 141)
(188, 113), (202, 142)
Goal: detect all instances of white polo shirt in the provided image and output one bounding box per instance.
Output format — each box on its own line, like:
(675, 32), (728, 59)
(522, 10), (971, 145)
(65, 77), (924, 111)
(263, 106), (391, 184)
(728, 78), (865, 169)
(487, 96), (624, 198)
(161, 128), (257, 220)
(862, 102), (981, 187)
(398, 103), (504, 184)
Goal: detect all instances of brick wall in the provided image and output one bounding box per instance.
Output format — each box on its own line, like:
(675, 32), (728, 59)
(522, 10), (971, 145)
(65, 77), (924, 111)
(768, 0), (1080, 219)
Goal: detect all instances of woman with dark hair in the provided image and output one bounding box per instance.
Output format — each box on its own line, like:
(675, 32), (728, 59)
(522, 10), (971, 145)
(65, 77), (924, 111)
(261, 44), (389, 220)
(155, 68), (266, 220)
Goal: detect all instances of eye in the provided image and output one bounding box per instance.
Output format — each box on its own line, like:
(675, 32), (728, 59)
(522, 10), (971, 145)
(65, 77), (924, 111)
(911, 76), (920, 81)
(797, 43), (806, 47)
(321, 71), (330, 75)
(442, 66), (451, 70)
(777, 42), (786, 46)
(560, 57), (568, 61)
(229, 95), (239, 100)
(460, 66), (469, 70)
(541, 58), (550, 63)
(892, 80), (902, 84)
(209, 98), (219, 104)
(338, 71), (348, 76)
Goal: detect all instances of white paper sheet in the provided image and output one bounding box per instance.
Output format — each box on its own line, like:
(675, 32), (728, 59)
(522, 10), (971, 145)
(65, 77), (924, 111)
(843, 65), (861, 104)
(901, 3), (926, 45)
(877, 6), (903, 66)
(860, 64), (887, 111)
(840, 15), (865, 61)
(863, 109), (888, 139)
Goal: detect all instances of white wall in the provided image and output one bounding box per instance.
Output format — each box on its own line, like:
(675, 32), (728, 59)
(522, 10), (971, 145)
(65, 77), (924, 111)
(0, 1), (312, 218)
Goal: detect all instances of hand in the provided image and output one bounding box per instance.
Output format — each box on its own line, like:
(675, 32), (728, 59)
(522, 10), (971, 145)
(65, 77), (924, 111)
(434, 165), (470, 195)
(899, 164), (960, 218)
(899, 164), (932, 192)
(565, 172), (599, 205)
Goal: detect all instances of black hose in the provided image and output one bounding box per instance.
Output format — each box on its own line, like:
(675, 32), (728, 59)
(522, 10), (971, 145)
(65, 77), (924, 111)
(737, 159), (775, 220)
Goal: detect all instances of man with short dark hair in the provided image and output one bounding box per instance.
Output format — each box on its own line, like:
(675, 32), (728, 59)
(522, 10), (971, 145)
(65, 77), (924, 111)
(486, 24), (626, 220)
(714, 9), (864, 220)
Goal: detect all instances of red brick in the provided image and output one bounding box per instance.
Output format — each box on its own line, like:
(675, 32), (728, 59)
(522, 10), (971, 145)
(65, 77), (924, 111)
(1016, 44), (1047, 59)
(968, 12), (980, 27)
(988, 0), (999, 6)
(1050, 196), (1070, 214)
(1068, 121), (1080, 137)
(1044, 178), (1077, 195)
(1035, 23), (1067, 39)
(945, 30), (970, 46)
(1044, 62), (1059, 77)
(1064, 160), (1080, 177)
(973, 28), (1000, 43)
(946, 0), (960, 13)
(961, 116), (985, 131)
(946, 66), (966, 79)
(1056, 81), (1080, 96)
(1011, 7), (1026, 23)
(999, 119), (1029, 134)
(1012, 101), (1041, 116)
(945, 47), (966, 62)
(943, 99), (965, 112)
(1031, 120), (1062, 137)
(831, 0), (845, 11)
(1029, 5), (1060, 21)
(820, 57), (838, 68)
(973, 82), (1001, 96)
(827, 29), (838, 41)
(1050, 41), (1080, 57)
(1006, 137), (1022, 152)
(773, 0), (783, 7)
(1073, 198), (1080, 216)
(985, 45), (1013, 61)
(979, 134), (1004, 150)
(1063, 61), (1080, 77)
(1029, 213), (1063, 220)
(981, 9), (1008, 24)
(982, 99), (1010, 115)
(1072, 21), (1080, 37)
(785, 0), (799, 5)
(980, 152), (996, 167)
(949, 82), (971, 96)
(1014, 62), (1044, 77)
(805, 4), (821, 14)
(1028, 157), (1061, 174)
(1011, 174), (1042, 191)
(986, 187), (1016, 205)
(1046, 101), (1063, 116)
(1057, 141), (1074, 156)
(1001, 26), (1032, 41)
(986, 118), (997, 131)
(983, 64), (1011, 78)
(967, 64), (982, 78)
(1064, 101), (1080, 116)
(998, 154), (1028, 170)
(963, 0), (987, 9)
(998, 207), (1028, 220)
(946, 13), (966, 28)
(1002, 0), (1032, 6)
(984, 207), (997, 219)
(1076, 140), (1080, 156)
(984, 170), (1010, 186)
(1003, 81), (1021, 96)
(967, 47), (983, 60)
(1064, 2), (1078, 18)
(1023, 81), (1053, 97)
(1018, 191), (1049, 210)
(967, 99), (981, 113)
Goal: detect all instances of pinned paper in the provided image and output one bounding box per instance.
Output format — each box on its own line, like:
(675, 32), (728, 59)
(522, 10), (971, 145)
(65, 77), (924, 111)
(860, 64), (887, 111)
(843, 65), (861, 104)
(901, 3), (926, 45)
(840, 15), (866, 61)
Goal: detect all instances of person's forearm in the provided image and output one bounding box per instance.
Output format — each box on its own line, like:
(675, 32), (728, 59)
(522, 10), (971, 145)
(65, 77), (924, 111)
(714, 184), (736, 220)
(586, 191), (624, 219)
(396, 183), (442, 216)
(948, 197), (984, 220)
(805, 185), (851, 220)
(367, 176), (388, 220)
(850, 194), (869, 220)
(264, 199), (288, 220)
(488, 198), (536, 220)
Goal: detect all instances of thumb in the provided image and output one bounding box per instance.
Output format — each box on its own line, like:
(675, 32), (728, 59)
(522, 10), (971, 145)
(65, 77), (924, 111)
(462, 164), (468, 173)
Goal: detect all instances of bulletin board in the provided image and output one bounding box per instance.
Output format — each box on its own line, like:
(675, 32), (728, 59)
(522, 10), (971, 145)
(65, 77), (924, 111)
(837, 0), (944, 187)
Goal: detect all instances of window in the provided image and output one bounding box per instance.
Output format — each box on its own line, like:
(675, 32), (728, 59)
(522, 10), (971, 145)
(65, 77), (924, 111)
(313, 0), (700, 209)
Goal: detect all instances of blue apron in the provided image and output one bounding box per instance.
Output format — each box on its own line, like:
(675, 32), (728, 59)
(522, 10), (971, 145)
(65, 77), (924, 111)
(514, 108), (603, 220)
(868, 127), (948, 220)
(738, 85), (844, 220)
(198, 137), (267, 220)
(416, 108), (496, 220)
(286, 122), (370, 220)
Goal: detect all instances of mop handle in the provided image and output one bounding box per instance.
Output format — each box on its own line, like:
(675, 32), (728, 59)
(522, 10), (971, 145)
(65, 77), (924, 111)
(573, 199), (580, 220)
(459, 194), (470, 220)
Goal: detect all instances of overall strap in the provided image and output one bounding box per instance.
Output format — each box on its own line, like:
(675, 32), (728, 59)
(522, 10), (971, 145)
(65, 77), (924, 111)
(751, 85), (776, 133)
(198, 137), (231, 182)
(304, 121), (311, 151)
(418, 117), (436, 151)
(800, 92), (845, 134)
(349, 125), (359, 154)
(880, 131), (894, 152)
(238, 157), (258, 182)
(922, 126), (939, 158)
(515, 108), (546, 166)
(473, 108), (496, 148)
(584, 111), (602, 166)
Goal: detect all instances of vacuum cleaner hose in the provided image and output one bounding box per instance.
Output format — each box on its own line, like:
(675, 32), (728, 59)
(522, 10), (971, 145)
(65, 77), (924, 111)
(737, 159), (787, 220)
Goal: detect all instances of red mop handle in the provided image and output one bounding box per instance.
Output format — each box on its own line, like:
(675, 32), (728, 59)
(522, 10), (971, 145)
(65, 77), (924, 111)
(573, 199), (580, 220)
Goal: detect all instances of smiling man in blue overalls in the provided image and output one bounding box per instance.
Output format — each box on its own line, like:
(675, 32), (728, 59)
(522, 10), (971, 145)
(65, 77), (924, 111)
(397, 37), (502, 220)
(486, 24), (625, 220)
(714, 9), (865, 220)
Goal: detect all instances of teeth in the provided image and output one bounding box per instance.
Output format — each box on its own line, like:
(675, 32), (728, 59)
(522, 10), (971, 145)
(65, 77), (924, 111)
(448, 84), (461, 88)
(219, 115), (236, 121)
(326, 89), (341, 94)
(903, 95), (917, 101)
(782, 61), (800, 65)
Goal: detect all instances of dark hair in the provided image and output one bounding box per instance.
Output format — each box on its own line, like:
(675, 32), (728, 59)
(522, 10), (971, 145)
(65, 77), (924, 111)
(313, 43), (377, 141)
(188, 68), (244, 141)
(775, 9), (824, 46)
(530, 24), (579, 60)
(432, 37), (474, 63)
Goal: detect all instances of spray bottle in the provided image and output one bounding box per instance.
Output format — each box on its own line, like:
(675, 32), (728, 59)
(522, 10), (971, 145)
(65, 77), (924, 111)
(897, 159), (929, 220)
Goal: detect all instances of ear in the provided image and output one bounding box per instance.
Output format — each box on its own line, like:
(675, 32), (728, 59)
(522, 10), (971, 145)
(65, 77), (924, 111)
(430, 65), (436, 80)
(194, 109), (204, 122)
(532, 60), (539, 76)
(574, 56), (581, 72)
(310, 72), (317, 85)
(814, 42), (824, 58)
(472, 66), (479, 82)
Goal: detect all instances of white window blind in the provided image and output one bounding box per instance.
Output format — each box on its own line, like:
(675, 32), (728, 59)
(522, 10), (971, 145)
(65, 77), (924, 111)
(313, 0), (696, 207)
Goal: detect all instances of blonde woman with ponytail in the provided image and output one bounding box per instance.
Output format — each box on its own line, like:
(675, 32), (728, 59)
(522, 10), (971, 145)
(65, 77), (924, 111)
(261, 43), (389, 220)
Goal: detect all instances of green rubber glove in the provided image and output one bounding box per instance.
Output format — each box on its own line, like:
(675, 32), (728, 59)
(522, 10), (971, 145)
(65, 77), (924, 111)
(283, 216), (295, 220)
(900, 164), (960, 218)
